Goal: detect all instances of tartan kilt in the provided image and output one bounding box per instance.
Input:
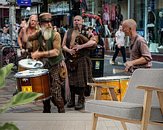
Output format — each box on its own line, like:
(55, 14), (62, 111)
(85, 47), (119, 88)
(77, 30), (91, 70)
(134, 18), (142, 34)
(67, 56), (93, 96)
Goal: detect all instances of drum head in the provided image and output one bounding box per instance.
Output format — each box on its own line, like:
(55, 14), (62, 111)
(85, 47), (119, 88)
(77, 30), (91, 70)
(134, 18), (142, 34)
(14, 69), (49, 78)
(18, 59), (43, 69)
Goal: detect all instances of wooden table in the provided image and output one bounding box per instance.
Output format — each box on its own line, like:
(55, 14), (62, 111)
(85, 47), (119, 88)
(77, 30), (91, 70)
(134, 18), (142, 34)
(88, 76), (131, 101)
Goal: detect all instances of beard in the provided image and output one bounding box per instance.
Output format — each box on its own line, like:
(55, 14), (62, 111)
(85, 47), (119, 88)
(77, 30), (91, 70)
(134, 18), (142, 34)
(41, 26), (52, 40)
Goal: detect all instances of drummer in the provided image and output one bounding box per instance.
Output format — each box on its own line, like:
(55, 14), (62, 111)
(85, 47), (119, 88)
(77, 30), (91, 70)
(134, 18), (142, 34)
(18, 15), (40, 58)
(22, 12), (66, 113)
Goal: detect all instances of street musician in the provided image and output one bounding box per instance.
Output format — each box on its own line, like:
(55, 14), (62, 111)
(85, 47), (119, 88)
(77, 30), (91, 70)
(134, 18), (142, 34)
(22, 13), (66, 113)
(62, 15), (98, 110)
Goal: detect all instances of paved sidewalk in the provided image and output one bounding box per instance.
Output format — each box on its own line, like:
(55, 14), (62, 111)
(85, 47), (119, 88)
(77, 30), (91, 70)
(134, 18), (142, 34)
(0, 71), (94, 113)
(1, 55), (163, 113)
(0, 113), (140, 130)
(1, 55), (163, 130)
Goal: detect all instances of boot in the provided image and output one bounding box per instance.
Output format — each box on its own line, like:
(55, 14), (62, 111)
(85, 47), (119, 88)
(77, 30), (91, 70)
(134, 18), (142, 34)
(58, 107), (65, 113)
(42, 98), (51, 113)
(51, 96), (65, 113)
(57, 100), (65, 113)
(67, 88), (75, 108)
(75, 95), (85, 110)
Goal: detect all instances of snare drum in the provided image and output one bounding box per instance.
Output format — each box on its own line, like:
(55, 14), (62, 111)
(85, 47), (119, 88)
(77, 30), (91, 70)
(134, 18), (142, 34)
(18, 59), (43, 71)
(15, 69), (50, 100)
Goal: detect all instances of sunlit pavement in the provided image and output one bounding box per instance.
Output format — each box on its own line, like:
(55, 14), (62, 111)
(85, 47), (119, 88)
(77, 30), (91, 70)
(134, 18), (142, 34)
(1, 55), (163, 130)
(1, 55), (163, 113)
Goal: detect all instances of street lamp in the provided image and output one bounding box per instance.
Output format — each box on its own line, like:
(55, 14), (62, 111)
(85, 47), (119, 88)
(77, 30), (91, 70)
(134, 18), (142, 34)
(7, 0), (16, 45)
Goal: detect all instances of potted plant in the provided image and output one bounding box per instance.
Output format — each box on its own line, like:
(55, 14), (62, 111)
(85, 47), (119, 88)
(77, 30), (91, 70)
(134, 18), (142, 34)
(0, 63), (42, 130)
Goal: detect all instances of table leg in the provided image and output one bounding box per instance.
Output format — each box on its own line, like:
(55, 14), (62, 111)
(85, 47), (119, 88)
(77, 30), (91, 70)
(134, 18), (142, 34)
(94, 86), (102, 100)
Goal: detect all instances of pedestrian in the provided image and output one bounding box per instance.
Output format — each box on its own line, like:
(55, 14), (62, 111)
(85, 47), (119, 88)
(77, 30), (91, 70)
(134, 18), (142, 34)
(18, 15), (40, 57)
(0, 26), (11, 45)
(62, 15), (98, 110)
(23, 12), (67, 113)
(122, 19), (152, 72)
(110, 24), (126, 64)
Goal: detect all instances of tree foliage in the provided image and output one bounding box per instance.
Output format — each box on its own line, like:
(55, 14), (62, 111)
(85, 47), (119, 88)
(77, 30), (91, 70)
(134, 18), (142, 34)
(0, 64), (43, 130)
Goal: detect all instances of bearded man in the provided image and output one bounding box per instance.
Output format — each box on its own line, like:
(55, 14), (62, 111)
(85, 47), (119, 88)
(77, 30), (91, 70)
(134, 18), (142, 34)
(22, 13), (66, 113)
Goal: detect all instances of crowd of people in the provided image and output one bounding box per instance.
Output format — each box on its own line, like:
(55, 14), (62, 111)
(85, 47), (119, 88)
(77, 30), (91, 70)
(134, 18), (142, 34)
(0, 12), (152, 113)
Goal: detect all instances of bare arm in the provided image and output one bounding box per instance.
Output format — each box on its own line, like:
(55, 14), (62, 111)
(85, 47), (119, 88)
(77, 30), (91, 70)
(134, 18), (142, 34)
(125, 57), (148, 72)
(21, 27), (39, 43)
(17, 29), (23, 49)
(62, 31), (76, 55)
(72, 35), (98, 51)
(45, 31), (61, 57)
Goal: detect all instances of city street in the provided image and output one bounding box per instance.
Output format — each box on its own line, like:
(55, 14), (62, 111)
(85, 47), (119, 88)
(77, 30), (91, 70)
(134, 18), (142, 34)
(0, 0), (163, 129)
(0, 54), (163, 130)
(0, 54), (163, 113)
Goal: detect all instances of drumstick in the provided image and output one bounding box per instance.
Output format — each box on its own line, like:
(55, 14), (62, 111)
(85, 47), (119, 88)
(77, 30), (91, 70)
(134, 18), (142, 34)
(113, 68), (125, 74)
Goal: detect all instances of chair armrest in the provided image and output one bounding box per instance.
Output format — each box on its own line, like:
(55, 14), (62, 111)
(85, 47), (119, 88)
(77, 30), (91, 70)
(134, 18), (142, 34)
(138, 86), (163, 115)
(137, 86), (163, 92)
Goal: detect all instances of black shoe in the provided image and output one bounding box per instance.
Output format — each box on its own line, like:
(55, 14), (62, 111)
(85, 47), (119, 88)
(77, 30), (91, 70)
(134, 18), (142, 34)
(43, 99), (51, 113)
(74, 103), (84, 110)
(43, 105), (51, 113)
(43, 110), (51, 113)
(67, 101), (75, 108)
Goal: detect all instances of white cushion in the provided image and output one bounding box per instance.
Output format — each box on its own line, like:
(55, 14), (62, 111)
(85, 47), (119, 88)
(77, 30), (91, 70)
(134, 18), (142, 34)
(85, 100), (163, 122)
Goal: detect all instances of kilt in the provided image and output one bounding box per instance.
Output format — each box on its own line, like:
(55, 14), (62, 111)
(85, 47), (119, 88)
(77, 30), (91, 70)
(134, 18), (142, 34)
(67, 56), (93, 96)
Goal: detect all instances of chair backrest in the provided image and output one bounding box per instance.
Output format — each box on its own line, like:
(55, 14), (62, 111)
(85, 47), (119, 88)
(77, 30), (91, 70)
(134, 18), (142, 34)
(123, 68), (163, 107)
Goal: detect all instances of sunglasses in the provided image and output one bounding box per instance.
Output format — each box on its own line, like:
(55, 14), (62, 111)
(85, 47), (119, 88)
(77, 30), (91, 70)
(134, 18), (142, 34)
(41, 20), (52, 23)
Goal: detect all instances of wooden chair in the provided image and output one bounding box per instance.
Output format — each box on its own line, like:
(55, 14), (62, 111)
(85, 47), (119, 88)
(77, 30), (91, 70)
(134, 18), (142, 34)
(85, 68), (163, 130)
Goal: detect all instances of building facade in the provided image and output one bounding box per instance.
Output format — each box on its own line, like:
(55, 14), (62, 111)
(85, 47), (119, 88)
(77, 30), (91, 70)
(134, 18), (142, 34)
(0, 0), (163, 52)
(96, 0), (163, 51)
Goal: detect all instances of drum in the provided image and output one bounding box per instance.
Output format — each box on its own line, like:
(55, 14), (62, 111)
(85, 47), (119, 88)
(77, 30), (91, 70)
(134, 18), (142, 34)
(18, 59), (43, 71)
(93, 76), (130, 101)
(14, 69), (50, 100)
